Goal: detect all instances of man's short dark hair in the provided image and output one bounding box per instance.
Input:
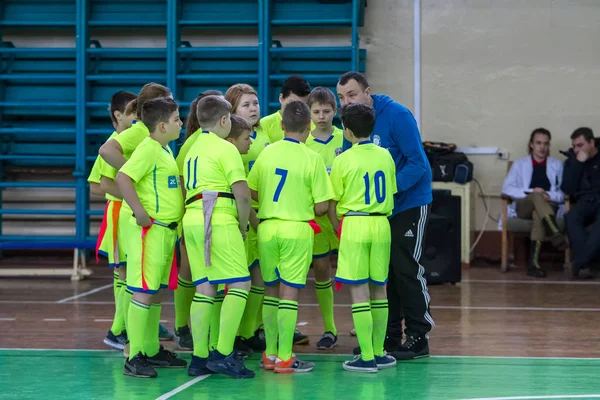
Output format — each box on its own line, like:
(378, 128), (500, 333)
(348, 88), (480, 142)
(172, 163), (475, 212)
(281, 75), (311, 99)
(340, 103), (375, 139)
(141, 97), (179, 133)
(228, 114), (252, 139)
(196, 95), (232, 127)
(571, 127), (594, 142)
(282, 100), (311, 134)
(109, 90), (137, 125)
(338, 71), (370, 90)
(528, 127), (551, 154)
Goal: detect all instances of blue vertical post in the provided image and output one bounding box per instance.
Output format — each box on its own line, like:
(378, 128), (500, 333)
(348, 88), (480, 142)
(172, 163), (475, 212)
(351, 0), (360, 72)
(75, 0), (88, 243)
(264, 0), (272, 114)
(167, 0), (179, 153)
(258, 0), (266, 115)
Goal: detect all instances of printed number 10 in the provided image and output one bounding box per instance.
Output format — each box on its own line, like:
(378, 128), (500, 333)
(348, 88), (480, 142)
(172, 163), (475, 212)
(363, 171), (386, 205)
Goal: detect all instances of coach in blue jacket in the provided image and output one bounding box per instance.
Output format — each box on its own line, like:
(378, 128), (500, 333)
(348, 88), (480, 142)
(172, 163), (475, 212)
(337, 72), (434, 360)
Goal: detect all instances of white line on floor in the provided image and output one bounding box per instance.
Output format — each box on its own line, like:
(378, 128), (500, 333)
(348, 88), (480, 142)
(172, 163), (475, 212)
(159, 320), (168, 323)
(93, 319), (113, 322)
(43, 318), (66, 322)
(463, 279), (600, 285)
(155, 375), (211, 400)
(0, 318), (16, 321)
(55, 283), (113, 303)
(455, 395), (600, 400)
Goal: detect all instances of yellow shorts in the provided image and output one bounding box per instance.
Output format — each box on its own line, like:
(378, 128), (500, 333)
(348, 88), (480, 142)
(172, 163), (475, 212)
(97, 200), (127, 267)
(125, 217), (178, 294)
(117, 203), (133, 262)
(313, 214), (338, 258)
(183, 208), (250, 286)
(258, 219), (314, 288)
(335, 216), (391, 286)
(245, 224), (259, 269)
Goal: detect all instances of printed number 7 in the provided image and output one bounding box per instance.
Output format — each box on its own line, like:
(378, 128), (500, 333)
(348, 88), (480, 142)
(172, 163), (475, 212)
(273, 168), (288, 202)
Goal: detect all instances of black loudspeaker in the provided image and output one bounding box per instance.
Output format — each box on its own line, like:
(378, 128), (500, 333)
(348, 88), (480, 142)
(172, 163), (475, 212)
(421, 189), (462, 285)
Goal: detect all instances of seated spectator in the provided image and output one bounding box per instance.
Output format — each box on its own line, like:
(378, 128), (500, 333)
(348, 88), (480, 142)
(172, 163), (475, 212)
(501, 128), (566, 278)
(562, 127), (600, 279)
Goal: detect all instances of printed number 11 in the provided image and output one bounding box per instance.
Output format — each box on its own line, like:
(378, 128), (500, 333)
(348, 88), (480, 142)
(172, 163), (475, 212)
(273, 168), (288, 202)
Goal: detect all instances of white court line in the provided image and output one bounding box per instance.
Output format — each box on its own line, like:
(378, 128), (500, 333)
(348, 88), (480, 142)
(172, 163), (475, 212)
(155, 375), (210, 400)
(455, 395), (600, 400)
(93, 319), (113, 322)
(55, 283), (113, 303)
(43, 318), (66, 322)
(463, 279), (600, 285)
(0, 318), (16, 321)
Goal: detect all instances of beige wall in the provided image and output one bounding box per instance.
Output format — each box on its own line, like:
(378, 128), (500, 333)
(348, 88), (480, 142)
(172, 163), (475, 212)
(362, 0), (600, 230)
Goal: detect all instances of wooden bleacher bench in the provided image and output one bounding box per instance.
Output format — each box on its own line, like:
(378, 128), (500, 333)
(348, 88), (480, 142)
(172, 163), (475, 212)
(0, 240), (96, 281)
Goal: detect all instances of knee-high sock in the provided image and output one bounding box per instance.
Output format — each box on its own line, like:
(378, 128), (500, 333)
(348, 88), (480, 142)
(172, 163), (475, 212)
(216, 289), (248, 356)
(315, 280), (337, 335)
(109, 273), (126, 335)
(352, 302), (374, 361)
(127, 299), (150, 360)
(144, 304), (162, 357)
(277, 300), (298, 361)
(174, 277), (195, 330)
(262, 296), (279, 356)
(238, 285), (264, 339)
(122, 288), (134, 332)
(370, 299), (389, 357)
(190, 293), (214, 358)
(209, 293), (224, 351)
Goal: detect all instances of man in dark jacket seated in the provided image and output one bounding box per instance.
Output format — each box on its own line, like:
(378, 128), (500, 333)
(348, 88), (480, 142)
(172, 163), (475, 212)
(561, 127), (600, 278)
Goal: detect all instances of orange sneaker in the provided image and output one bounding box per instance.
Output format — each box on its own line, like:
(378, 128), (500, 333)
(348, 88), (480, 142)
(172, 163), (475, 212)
(260, 352), (276, 371)
(274, 355), (315, 373)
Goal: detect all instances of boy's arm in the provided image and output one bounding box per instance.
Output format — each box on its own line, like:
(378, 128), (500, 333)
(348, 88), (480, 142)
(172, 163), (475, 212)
(249, 207), (259, 231)
(89, 182), (104, 197)
(100, 176), (123, 199)
(231, 180), (251, 238)
(314, 201), (329, 216)
(328, 200), (339, 234)
(115, 172), (151, 227)
(99, 139), (127, 170)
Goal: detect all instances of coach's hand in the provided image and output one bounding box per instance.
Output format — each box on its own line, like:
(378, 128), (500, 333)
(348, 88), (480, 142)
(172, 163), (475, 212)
(136, 212), (152, 228)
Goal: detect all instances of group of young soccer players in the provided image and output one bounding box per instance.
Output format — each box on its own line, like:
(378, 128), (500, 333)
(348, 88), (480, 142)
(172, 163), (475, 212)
(88, 74), (398, 379)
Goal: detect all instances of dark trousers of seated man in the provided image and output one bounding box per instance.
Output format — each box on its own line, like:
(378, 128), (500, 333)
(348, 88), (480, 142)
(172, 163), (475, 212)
(565, 195), (600, 277)
(516, 192), (565, 277)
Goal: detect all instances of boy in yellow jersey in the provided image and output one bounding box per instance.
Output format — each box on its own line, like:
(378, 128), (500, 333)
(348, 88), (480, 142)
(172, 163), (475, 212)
(306, 87), (344, 350)
(260, 75), (315, 144)
(99, 83), (174, 355)
(225, 83), (269, 354)
(173, 89), (223, 351)
(115, 97), (187, 378)
(182, 95), (254, 379)
(328, 103), (397, 372)
(88, 91), (137, 351)
(247, 100), (334, 373)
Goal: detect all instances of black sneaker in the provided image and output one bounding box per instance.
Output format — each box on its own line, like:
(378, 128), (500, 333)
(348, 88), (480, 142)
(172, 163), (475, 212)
(391, 334), (430, 360)
(104, 330), (128, 350)
(146, 346), (188, 368)
(234, 336), (254, 356)
(188, 355), (213, 376)
(316, 332), (338, 350)
(293, 329), (309, 345)
(175, 326), (194, 351)
(241, 330), (266, 352)
(124, 352), (157, 378)
(353, 336), (402, 355)
(206, 351), (255, 379)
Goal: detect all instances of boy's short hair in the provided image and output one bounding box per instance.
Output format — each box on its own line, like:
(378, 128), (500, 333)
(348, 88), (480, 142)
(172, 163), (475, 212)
(308, 87), (337, 110)
(109, 91), (137, 125)
(282, 100), (311, 134)
(338, 71), (370, 90)
(340, 103), (375, 139)
(185, 90), (223, 139)
(228, 114), (252, 139)
(281, 75), (311, 99)
(196, 95), (232, 127)
(141, 97), (179, 133)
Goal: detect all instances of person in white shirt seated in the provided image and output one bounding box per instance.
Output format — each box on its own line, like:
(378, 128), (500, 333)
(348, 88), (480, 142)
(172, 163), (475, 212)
(501, 128), (567, 278)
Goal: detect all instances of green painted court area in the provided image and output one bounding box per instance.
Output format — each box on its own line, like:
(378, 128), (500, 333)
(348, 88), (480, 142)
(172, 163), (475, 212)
(2, 350), (600, 400)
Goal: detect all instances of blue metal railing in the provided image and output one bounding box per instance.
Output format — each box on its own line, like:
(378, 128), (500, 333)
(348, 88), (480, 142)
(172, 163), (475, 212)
(0, 0), (367, 246)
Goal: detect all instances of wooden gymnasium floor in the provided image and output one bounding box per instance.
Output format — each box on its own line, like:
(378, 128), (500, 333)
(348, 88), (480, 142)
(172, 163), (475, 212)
(2, 260), (600, 400)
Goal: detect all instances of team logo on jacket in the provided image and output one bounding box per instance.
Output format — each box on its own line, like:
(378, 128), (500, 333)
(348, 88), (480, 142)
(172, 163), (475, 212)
(168, 176), (178, 188)
(334, 147), (343, 156)
(373, 134), (381, 147)
(326, 166), (332, 175)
